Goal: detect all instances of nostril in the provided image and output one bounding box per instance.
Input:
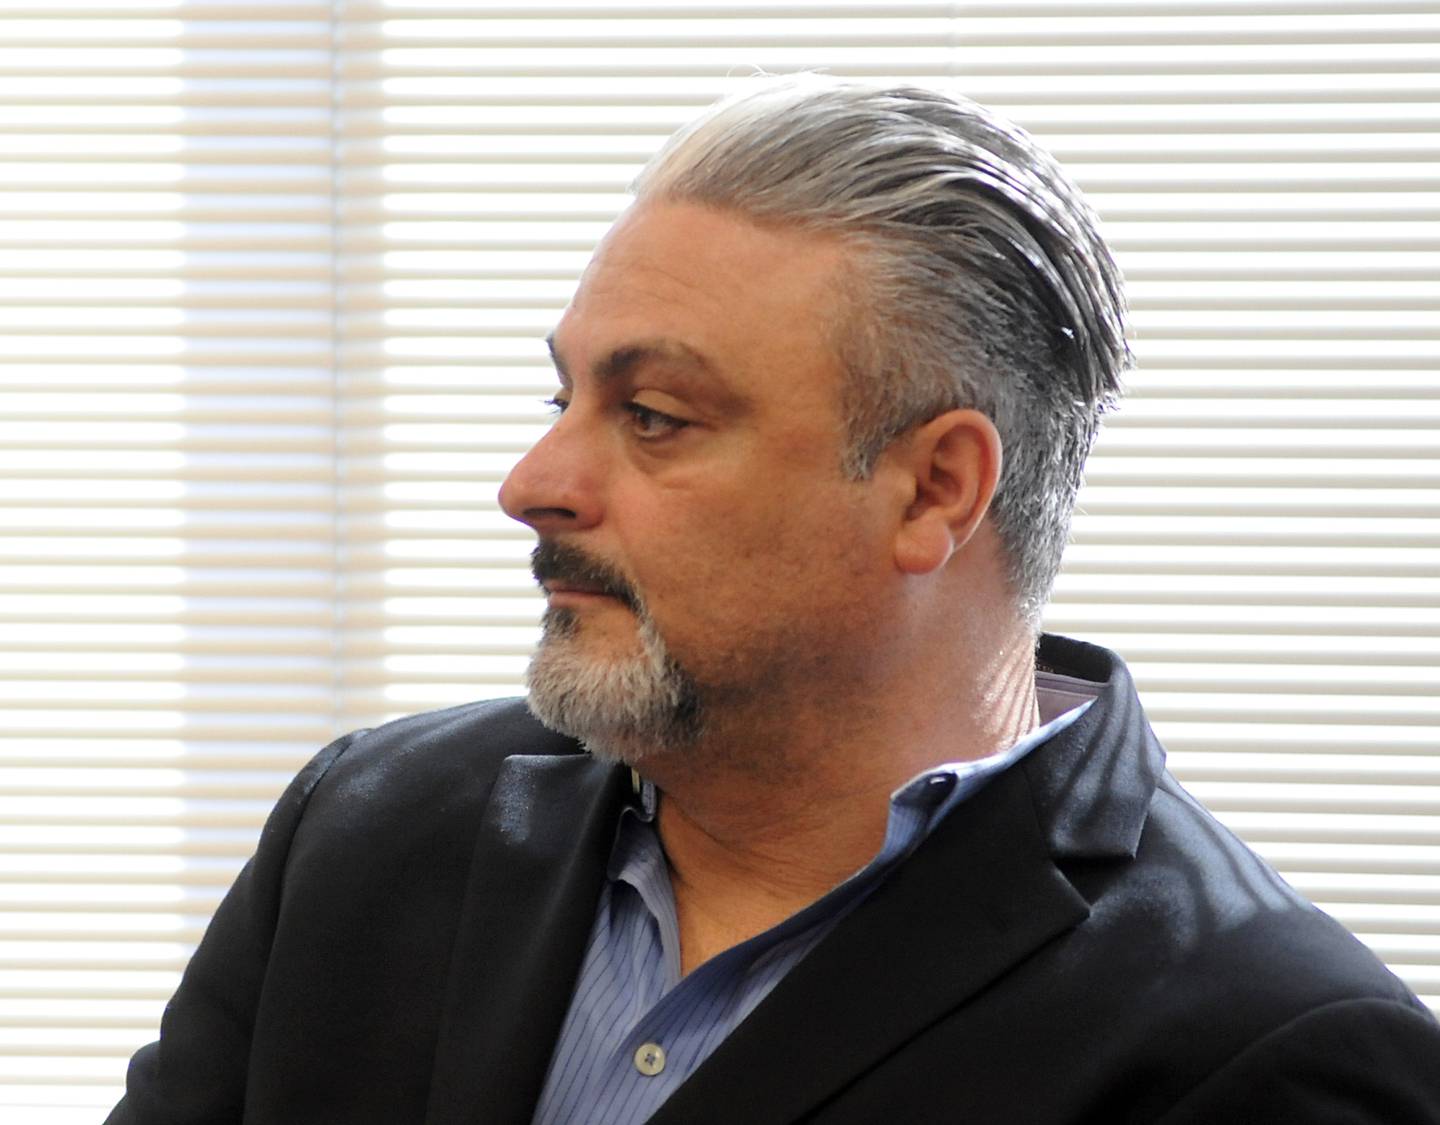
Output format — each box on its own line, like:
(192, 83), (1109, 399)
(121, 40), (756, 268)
(523, 505), (579, 524)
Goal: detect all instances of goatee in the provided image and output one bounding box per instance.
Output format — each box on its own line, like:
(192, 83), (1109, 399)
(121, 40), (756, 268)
(525, 541), (703, 763)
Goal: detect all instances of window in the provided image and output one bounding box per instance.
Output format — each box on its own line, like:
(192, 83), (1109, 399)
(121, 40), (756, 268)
(1, 2), (1435, 1117)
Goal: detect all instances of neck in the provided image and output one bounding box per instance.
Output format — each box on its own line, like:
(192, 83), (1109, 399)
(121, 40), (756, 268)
(641, 621), (1040, 972)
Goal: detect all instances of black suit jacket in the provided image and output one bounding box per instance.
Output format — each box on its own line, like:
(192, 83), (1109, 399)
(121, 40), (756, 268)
(108, 635), (1440, 1124)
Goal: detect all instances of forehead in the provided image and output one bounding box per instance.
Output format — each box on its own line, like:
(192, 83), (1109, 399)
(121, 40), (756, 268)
(550, 199), (853, 397)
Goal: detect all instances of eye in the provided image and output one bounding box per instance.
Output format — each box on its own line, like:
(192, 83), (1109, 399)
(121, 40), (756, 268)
(623, 401), (690, 440)
(543, 395), (568, 416)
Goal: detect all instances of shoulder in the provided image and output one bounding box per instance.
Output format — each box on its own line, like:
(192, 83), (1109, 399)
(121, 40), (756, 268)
(1070, 764), (1425, 1020)
(1143, 772), (1416, 1010)
(1155, 997), (1440, 1123)
(1058, 771), (1440, 1117)
(318, 696), (580, 795)
(1030, 635), (1422, 1025)
(276, 697), (583, 857)
(1014, 639), (1439, 1115)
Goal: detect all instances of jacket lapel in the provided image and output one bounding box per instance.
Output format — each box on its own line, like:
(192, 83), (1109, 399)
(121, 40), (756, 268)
(425, 751), (629, 1125)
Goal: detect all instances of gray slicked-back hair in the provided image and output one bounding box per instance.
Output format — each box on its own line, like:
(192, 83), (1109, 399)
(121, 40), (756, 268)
(632, 75), (1130, 626)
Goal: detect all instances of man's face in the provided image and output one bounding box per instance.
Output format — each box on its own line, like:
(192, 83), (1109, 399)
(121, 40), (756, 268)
(498, 200), (900, 763)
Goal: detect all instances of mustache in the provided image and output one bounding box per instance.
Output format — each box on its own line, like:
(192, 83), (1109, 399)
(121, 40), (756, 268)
(530, 540), (641, 612)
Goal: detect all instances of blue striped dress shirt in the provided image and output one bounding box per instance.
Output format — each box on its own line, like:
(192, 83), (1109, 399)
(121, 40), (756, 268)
(532, 674), (1097, 1125)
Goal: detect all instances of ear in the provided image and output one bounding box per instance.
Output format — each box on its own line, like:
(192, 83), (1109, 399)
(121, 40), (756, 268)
(889, 409), (1002, 576)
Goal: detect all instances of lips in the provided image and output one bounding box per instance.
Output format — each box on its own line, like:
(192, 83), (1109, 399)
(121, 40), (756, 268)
(543, 581), (615, 599)
(531, 540), (640, 611)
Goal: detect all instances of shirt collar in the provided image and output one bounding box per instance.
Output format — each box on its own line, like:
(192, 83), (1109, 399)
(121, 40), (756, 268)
(883, 691), (1095, 853)
(614, 670), (1100, 874)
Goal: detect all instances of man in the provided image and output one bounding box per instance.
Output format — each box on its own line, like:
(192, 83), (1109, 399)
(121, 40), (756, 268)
(110, 77), (1440, 1124)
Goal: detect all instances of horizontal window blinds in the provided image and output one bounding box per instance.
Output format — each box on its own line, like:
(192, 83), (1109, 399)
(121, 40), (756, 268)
(0, 1), (1435, 1119)
(0, 2), (338, 1120)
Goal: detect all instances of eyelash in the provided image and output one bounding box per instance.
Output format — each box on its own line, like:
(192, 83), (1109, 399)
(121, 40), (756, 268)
(623, 402), (688, 439)
(542, 396), (689, 441)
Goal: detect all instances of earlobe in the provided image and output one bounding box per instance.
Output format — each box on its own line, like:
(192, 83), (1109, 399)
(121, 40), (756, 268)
(890, 409), (1002, 576)
(895, 514), (954, 575)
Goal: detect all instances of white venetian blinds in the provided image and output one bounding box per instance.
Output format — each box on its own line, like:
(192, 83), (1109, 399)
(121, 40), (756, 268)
(0, 2), (1435, 1119)
(0, 2), (339, 1118)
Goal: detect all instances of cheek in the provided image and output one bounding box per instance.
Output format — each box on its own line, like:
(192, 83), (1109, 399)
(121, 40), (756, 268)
(611, 455), (881, 621)
(618, 504), (783, 629)
(715, 496), (879, 613)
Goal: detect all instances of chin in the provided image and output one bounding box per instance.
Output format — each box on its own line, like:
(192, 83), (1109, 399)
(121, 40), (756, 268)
(524, 605), (703, 760)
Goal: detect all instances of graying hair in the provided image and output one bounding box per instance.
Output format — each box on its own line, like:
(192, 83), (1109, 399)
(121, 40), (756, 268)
(632, 75), (1130, 626)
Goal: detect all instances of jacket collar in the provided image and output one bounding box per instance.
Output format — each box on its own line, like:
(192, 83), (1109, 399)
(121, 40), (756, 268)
(1026, 633), (1166, 860)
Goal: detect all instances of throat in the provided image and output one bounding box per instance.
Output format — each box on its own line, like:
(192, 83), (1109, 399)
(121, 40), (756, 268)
(655, 783), (891, 975)
(667, 853), (837, 977)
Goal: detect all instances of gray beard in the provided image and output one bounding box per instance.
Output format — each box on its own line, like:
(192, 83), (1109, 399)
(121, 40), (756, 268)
(524, 602), (703, 765)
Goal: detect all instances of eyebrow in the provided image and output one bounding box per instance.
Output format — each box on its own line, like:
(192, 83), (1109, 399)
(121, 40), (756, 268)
(544, 333), (718, 387)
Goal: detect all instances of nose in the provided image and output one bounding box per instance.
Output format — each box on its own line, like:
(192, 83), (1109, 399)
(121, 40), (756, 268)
(497, 411), (604, 535)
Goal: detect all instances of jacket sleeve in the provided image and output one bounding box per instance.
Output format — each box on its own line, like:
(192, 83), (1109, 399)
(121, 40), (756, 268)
(1156, 997), (1440, 1125)
(103, 731), (367, 1125)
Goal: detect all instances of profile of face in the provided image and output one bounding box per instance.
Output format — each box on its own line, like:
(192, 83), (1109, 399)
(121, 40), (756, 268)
(497, 199), (904, 766)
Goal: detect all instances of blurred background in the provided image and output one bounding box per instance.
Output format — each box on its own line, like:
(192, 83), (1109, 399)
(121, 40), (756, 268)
(0, 1), (1436, 1119)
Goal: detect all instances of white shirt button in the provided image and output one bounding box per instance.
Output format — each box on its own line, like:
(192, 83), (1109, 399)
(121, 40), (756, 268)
(633, 1042), (666, 1076)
